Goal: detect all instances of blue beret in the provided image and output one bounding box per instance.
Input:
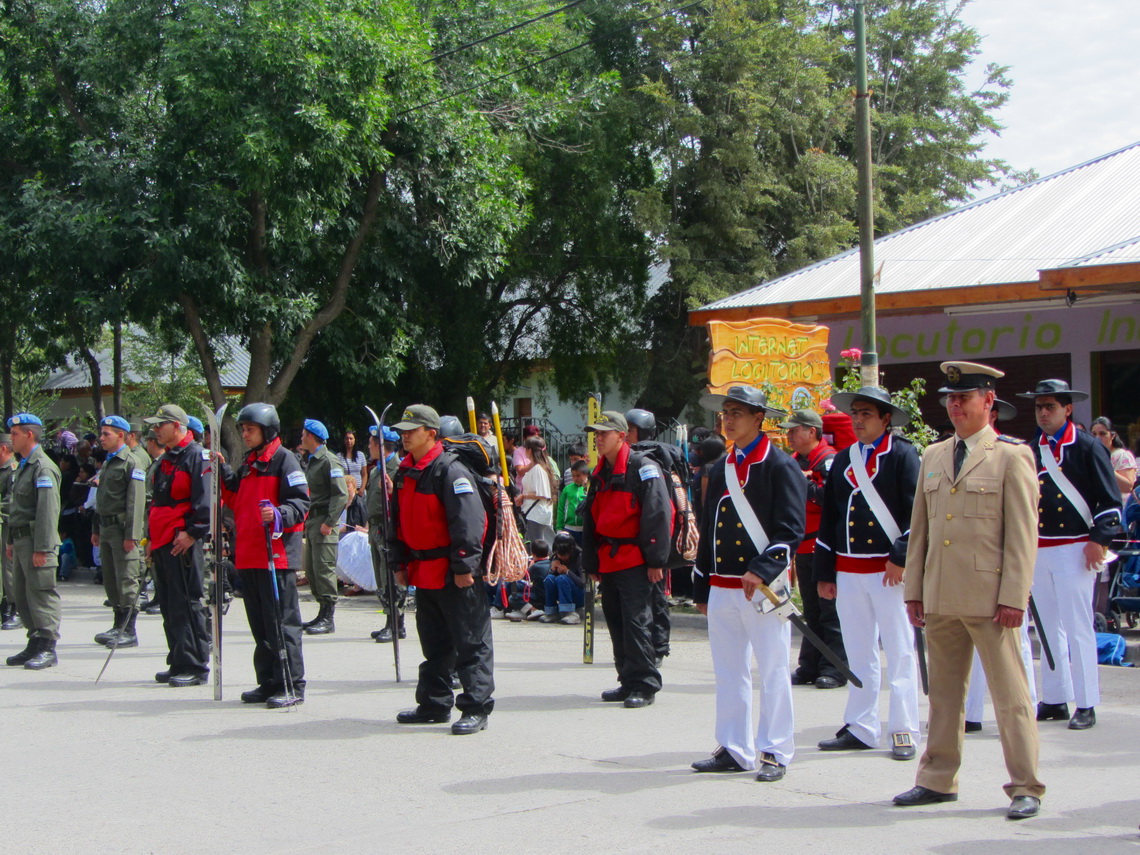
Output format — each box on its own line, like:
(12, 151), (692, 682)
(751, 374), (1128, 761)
(186, 415), (204, 435)
(100, 415), (131, 432)
(304, 419), (329, 441)
(7, 413), (43, 428)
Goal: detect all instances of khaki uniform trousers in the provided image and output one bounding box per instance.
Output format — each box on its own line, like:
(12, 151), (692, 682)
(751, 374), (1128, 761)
(302, 519), (339, 604)
(98, 526), (143, 609)
(11, 535), (61, 640)
(917, 613), (1045, 799)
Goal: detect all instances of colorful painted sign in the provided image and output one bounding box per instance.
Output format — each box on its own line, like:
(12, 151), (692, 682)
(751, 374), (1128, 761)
(707, 318), (831, 409)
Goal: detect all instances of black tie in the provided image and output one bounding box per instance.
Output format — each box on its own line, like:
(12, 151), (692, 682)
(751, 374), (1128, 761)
(954, 439), (967, 478)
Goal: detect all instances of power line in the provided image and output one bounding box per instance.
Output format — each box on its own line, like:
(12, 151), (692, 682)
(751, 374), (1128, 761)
(428, 0), (592, 64)
(395, 1), (706, 118)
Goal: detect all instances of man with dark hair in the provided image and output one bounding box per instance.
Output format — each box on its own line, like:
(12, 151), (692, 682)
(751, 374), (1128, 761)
(1017, 379), (1121, 731)
(779, 409), (845, 689)
(582, 411), (672, 709)
(4, 414), (62, 669)
(476, 412), (497, 451)
(299, 418), (348, 636)
(815, 387), (921, 761)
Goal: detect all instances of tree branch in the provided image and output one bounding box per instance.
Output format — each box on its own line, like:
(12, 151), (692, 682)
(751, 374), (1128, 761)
(179, 292), (228, 409)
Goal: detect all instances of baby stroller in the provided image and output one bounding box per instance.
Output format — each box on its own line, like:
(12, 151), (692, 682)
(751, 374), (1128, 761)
(1107, 488), (1140, 632)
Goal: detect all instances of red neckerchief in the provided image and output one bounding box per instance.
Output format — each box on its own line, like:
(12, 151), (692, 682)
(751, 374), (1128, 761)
(400, 441), (443, 472)
(592, 442), (631, 478)
(244, 436), (282, 467)
(1038, 421), (1075, 467)
(844, 431), (890, 487)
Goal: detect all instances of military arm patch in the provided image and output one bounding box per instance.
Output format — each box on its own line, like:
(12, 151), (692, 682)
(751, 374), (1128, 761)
(131, 468), (146, 481)
(286, 470), (307, 487)
(453, 476), (475, 495)
(330, 467), (345, 478)
(638, 464), (661, 480)
(35, 476), (53, 488)
(201, 449), (211, 460)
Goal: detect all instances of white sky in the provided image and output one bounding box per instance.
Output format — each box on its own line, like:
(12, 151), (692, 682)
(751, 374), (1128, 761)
(958, 0), (1140, 179)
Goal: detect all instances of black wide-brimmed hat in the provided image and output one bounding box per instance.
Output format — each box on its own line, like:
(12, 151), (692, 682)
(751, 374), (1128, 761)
(1016, 379), (1088, 403)
(829, 386), (911, 428)
(698, 385), (787, 420)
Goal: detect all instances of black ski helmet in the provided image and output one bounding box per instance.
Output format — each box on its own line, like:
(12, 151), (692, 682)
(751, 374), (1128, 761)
(624, 408), (657, 440)
(236, 403), (280, 443)
(439, 415), (464, 439)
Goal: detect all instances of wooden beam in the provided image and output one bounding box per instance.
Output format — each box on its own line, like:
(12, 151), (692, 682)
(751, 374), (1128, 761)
(1038, 261), (1140, 291)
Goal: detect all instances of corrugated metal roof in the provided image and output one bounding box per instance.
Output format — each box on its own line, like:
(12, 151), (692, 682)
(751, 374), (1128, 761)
(1063, 234), (1140, 267)
(698, 140), (1140, 312)
(43, 334), (250, 391)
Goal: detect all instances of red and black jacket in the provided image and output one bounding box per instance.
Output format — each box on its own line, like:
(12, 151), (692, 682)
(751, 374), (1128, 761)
(795, 440), (836, 554)
(148, 433), (209, 549)
(389, 442), (488, 590)
(221, 438), (310, 571)
(581, 443), (672, 575)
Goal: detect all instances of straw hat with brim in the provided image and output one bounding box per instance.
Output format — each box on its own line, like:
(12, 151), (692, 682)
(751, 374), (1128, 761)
(830, 386), (911, 428)
(698, 385), (786, 420)
(1016, 379), (1089, 403)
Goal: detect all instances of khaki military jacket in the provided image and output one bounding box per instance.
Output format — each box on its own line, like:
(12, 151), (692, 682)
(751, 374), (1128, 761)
(305, 444), (348, 529)
(904, 425), (1038, 617)
(93, 445), (147, 541)
(8, 444), (62, 553)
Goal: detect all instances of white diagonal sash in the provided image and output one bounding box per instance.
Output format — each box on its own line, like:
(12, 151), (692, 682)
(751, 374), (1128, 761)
(725, 455), (769, 553)
(848, 444), (903, 543)
(1039, 439), (1093, 527)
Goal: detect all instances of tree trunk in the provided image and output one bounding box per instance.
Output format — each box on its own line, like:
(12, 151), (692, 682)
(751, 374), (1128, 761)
(79, 346), (104, 423)
(1, 322), (13, 419)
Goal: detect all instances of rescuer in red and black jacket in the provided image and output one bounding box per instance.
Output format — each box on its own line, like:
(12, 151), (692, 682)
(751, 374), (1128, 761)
(581, 410), (672, 709)
(778, 409), (848, 688)
(144, 404), (212, 687)
(219, 403), (310, 708)
(388, 404), (493, 736)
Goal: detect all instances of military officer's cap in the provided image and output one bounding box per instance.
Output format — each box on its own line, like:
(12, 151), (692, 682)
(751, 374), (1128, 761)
(100, 415), (131, 433)
(698, 385), (787, 419)
(937, 361), (1004, 394)
(127, 419), (144, 434)
(304, 419), (329, 441)
(585, 411), (629, 433)
(392, 404), (441, 431)
(777, 408), (823, 430)
(143, 404), (190, 427)
(1016, 378), (1089, 403)
(6, 413), (43, 429)
(829, 386), (911, 427)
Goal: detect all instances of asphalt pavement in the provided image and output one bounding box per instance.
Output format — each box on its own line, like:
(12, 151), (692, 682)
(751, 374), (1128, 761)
(2, 580), (1138, 854)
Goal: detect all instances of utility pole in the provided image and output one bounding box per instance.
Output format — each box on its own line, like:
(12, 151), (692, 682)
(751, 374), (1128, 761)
(854, 0), (878, 387)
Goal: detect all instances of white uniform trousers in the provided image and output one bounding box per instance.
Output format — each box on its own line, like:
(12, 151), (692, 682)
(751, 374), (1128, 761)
(836, 570), (921, 747)
(707, 584), (795, 769)
(965, 620), (1037, 722)
(1031, 541), (1100, 708)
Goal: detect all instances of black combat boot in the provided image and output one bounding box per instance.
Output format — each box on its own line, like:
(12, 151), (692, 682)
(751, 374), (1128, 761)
(95, 608), (124, 645)
(111, 610), (139, 649)
(24, 637), (58, 670)
(6, 638), (36, 666)
(305, 602), (335, 635)
(1, 600), (22, 631)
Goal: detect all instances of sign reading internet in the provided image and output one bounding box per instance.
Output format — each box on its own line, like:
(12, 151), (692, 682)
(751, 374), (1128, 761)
(706, 318), (831, 408)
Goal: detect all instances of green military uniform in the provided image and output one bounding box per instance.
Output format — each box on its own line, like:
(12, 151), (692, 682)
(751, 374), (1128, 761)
(302, 442), (347, 633)
(7, 443), (62, 642)
(93, 442), (147, 646)
(368, 452), (407, 640)
(0, 447), (18, 628)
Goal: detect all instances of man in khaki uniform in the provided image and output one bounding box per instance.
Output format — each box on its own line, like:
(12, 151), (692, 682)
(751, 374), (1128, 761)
(0, 434), (20, 630)
(4, 413), (62, 670)
(894, 362), (1044, 820)
(91, 416), (148, 648)
(300, 419), (347, 635)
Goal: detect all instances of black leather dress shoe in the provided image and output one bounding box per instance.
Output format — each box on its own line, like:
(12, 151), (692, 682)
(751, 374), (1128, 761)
(154, 670), (171, 684)
(451, 713), (488, 735)
(267, 691), (304, 709)
(1068, 707), (1095, 729)
(692, 747), (745, 773)
(893, 786), (957, 806)
(396, 707), (451, 724)
(1007, 795), (1040, 819)
(168, 673), (208, 687)
(623, 691), (654, 709)
(601, 687), (629, 702)
(815, 675), (844, 689)
(1036, 701), (1069, 721)
(790, 670), (815, 685)
(241, 686), (274, 704)
(754, 753), (786, 782)
(964, 720), (982, 733)
(818, 726), (873, 751)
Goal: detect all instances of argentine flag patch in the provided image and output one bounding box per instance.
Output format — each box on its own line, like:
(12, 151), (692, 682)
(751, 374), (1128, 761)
(638, 464), (660, 481)
(330, 467), (344, 479)
(201, 449), (211, 460)
(453, 476), (475, 495)
(35, 476), (53, 488)
(131, 468), (146, 481)
(287, 470), (307, 488)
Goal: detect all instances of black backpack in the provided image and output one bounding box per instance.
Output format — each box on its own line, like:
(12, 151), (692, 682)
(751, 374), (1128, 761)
(631, 440), (699, 569)
(440, 434), (501, 570)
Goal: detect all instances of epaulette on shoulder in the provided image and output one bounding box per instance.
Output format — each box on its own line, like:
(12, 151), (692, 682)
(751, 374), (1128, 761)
(997, 435), (1026, 445)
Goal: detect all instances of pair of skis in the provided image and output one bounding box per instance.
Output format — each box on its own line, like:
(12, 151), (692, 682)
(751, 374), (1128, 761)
(366, 405), (401, 683)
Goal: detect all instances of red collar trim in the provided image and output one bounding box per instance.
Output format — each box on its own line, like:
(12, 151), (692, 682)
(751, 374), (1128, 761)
(845, 431), (891, 486)
(401, 441), (443, 471)
(593, 442), (631, 477)
(245, 437), (282, 465)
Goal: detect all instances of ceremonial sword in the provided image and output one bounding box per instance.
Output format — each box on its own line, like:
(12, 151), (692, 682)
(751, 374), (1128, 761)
(756, 581), (863, 688)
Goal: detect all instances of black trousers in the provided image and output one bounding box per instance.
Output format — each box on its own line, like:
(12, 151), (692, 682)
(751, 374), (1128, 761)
(238, 567), (306, 693)
(151, 543), (211, 678)
(795, 551), (848, 681)
(650, 573), (671, 658)
(414, 580), (495, 715)
(600, 565), (662, 694)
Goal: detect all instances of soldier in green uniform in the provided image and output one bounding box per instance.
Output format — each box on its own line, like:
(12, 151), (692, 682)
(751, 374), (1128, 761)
(300, 419), (347, 635)
(4, 413), (63, 670)
(368, 424), (407, 643)
(91, 416), (148, 648)
(0, 433), (20, 630)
